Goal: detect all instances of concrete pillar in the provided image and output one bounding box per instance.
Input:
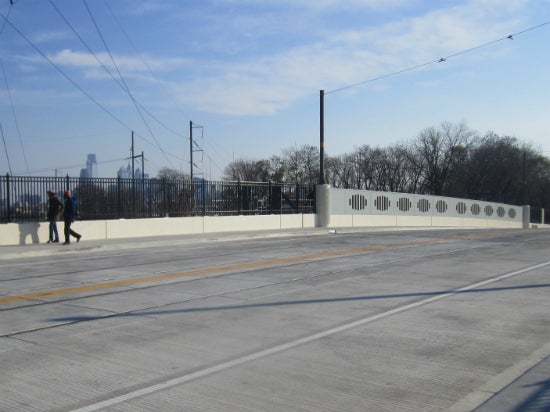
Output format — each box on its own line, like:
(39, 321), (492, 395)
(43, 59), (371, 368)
(522, 205), (531, 229)
(316, 184), (331, 227)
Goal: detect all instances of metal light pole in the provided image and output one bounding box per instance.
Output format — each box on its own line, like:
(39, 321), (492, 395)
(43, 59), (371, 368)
(319, 90), (325, 185)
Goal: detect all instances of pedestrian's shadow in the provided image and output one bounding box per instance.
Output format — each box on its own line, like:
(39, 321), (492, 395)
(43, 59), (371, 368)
(19, 222), (41, 244)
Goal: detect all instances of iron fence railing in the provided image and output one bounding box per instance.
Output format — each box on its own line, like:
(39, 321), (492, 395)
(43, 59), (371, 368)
(530, 207), (550, 225)
(0, 175), (316, 223)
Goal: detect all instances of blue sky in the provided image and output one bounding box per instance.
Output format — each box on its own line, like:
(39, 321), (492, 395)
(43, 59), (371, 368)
(1, 0), (549, 179)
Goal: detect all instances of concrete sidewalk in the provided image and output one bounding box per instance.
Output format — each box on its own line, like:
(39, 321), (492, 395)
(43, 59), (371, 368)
(0, 227), (333, 260)
(0, 225), (489, 261)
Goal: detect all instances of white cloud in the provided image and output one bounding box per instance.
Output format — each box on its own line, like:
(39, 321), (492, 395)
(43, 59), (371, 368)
(216, 0), (408, 11)
(30, 30), (72, 44)
(171, 0), (534, 116)
(48, 49), (102, 68)
(125, 1), (175, 15)
(11, 0), (540, 119)
(45, 49), (191, 74)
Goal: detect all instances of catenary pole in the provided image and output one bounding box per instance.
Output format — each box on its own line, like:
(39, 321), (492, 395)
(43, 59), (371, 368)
(319, 90), (325, 184)
(131, 130), (135, 180)
(189, 121), (193, 181)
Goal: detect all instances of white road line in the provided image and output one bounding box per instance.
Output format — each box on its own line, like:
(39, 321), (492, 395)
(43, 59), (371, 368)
(71, 260), (550, 412)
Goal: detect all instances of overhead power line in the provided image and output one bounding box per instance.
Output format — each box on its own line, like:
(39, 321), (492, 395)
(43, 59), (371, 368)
(49, 0), (162, 132)
(102, 0), (188, 141)
(1, 57), (30, 174)
(0, 0), (11, 38)
(0, 10), (135, 129)
(0, 122), (13, 174)
(13, 156), (128, 176)
(326, 21), (550, 95)
(81, 0), (175, 169)
(0, 8), (176, 162)
(45, 0), (185, 158)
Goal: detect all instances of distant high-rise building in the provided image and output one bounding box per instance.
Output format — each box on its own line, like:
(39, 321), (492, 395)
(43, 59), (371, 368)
(80, 154), (98, 178)
(87, 154), (97, 177)
(134, 168), (150, 180)
(117, 163), (149, 179)
(117, 163), (132, 179)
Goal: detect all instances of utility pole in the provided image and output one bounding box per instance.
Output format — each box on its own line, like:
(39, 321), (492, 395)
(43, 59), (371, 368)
(189, 121), (193, 181)
(130, 130), (145, 180)
(141, 151), (144, 179)
(129, 131), (145, 216)
(189, 121), (204, 181)
(130, 131), (144, 179)
(131, 131), (135, 180)
(523, 148), (527, 205)
(319, 90), (325, 185)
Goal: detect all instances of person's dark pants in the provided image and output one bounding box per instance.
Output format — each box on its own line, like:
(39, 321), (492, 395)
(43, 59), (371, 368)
(64, 220), (81, 243)
(49, 220), (59, 242)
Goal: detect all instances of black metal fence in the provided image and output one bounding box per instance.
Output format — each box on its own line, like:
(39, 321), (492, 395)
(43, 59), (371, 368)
(530, 207), (550, 225)
(0, 175), (316, 223)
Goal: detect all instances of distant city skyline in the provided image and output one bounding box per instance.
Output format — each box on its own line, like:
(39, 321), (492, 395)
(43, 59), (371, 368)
(117, 162), (149, 180)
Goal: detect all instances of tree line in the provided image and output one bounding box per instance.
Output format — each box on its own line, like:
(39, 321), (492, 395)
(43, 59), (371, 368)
(219, 122), (550, 209)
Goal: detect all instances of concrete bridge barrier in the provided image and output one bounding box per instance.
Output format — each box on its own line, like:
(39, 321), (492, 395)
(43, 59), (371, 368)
(0, 186), (529, 246)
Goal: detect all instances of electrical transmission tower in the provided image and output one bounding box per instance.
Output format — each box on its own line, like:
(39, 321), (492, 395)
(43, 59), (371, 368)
(189, 121), (204, 181)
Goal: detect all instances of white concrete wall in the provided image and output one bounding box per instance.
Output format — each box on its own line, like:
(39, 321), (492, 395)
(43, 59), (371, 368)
(0, 214), (317, 246)
(322, 188), (524, 230)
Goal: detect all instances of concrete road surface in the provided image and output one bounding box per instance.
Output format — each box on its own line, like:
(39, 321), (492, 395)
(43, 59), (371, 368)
(1, 228), (549, 411)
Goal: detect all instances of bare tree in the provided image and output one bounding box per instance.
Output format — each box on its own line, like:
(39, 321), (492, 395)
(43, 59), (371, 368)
(325, 154), (356, 188)
(282, 144), (320, 184)
(412, 122), (475, 195)
(268, 155), (286, 183)
(460, 134), (542, 204)
(198, 121), (550, 212)
(223, 159), (271, 181)
(157, 167), (189, 180)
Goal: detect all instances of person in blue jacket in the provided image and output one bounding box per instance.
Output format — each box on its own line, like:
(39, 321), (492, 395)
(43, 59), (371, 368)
(62, 190), (81, 244)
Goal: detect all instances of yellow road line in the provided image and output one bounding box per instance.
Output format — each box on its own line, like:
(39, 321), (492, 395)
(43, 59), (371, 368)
(0, 230), (519, 305)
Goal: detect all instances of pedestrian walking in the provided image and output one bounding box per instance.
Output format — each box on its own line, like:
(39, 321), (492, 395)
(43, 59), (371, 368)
(46, 190), (63, 243)
(62, 190), (81, 244)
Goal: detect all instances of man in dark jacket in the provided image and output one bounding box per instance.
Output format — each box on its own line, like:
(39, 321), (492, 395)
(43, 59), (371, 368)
(46, 190), (63, 243)
(63, 190), (81, 244)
